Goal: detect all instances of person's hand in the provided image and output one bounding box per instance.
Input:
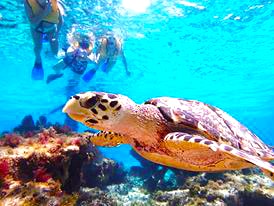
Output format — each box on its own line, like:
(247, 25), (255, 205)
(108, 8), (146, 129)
(87, 53), (97, 62)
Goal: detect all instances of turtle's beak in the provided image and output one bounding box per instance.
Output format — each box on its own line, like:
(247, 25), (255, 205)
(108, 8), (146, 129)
(62, 98), (86, 122)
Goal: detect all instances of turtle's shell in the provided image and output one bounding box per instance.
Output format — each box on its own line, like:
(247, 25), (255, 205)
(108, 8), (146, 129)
(145, 97), (273, 159)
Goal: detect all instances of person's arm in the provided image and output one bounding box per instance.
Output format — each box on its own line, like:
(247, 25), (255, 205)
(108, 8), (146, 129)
(24, 0), (52, 25)
(121, 50), (130, 75)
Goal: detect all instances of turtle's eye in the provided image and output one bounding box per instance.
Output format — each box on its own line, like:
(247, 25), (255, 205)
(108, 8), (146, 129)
(80, 95), (100, 109)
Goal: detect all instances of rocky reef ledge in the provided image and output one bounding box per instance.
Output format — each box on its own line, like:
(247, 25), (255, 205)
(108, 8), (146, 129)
(0, 126), (273, 206)
(0, 128), (95, 205)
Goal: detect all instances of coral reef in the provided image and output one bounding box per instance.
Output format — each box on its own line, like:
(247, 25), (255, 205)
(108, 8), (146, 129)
(13, 115), (37, 134)
(106, 180), (153, 206)
(10, 114), (74, 138)
(152, 171), (274, 206)
(0, 128), (95, 205)
(77, 171), (273, 206)
(76, 187), (117, 206)
(129, 149), (169, 192)
(128, 149), (273, 205)
(0, 126), (273, 206)
(1, 180), (79, 206)
(0, 128), (129, 205)
(13, 115), (49, 136)
(82, 157), (127, 189)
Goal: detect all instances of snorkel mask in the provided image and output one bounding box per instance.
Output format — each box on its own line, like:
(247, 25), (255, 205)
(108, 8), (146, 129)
(106, 36), (116, 47)
(69, 31), (94, 51)
(79, 39), (90, 50)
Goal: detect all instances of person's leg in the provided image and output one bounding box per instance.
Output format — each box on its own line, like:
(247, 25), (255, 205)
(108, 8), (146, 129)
(31, 28), (43, 64)
(30, 28), (44, 80)
(47, 31), (59, 56)
(101, 58), (116, 73)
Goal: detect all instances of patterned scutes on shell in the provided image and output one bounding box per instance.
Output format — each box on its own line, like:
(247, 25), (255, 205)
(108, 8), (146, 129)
(144, 97), (274, 159)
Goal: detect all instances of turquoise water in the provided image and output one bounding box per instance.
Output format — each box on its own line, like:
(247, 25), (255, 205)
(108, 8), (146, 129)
(0, 0), (273, 167)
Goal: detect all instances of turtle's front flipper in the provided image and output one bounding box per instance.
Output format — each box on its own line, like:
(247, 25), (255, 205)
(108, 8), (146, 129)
(88, 131), (127, 147)
(163, 132), (274, 181)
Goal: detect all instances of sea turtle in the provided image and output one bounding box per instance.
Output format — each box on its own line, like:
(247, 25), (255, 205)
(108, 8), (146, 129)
(62, 91), (274, 181)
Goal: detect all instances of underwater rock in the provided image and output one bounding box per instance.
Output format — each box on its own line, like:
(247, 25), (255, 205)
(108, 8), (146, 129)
(152, 171), (274, 206)
(82, 158), (127, 189)
(13, 115), (37, 135)
(52, 123), (73, 134)
(152, 189), (189, 205)
(0, 128), (96, 205)
(130, 149), (170, 192)
(1, 128), (272, 205)
(11, 114), (77, 137)
(1, 180), (79, 206)
(106, 184), (153, 205)
(76, 187), (117, 206)
(130, 149), (197, 192)
(35, 115), (50, 129)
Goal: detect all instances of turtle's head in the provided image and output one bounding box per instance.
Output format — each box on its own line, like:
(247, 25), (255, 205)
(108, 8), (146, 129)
(62, 91), (135, 131)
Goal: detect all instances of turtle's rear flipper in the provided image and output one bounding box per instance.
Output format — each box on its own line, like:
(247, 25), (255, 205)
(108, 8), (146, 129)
(164, 132), (274, 181)
(88, 131), (127, 147)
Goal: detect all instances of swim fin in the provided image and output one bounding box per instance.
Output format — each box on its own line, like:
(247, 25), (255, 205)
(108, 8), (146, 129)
(31, 62), (44, 80)
(82, 69), (96, 82)
(42, 34), (49, 43)
(101, 58), (109, 72)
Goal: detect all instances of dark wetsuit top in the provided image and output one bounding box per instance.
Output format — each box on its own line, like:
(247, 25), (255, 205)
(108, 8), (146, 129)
(63, 48), (89, 75)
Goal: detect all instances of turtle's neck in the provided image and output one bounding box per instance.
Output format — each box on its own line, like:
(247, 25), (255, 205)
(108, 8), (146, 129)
(116, 103), (171, 146)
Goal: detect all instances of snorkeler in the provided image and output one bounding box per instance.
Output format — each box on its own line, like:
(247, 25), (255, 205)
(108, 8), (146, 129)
(46, 30), (95, 84)
(82, 34), (130, 82)
(24, 0), (64, 80)
(46, 30), (96, 131)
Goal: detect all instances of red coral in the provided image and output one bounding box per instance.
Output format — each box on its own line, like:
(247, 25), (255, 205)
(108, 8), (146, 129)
(33, 167), (52, 182)
(0, 159), (9, 178)
(56, 190), (64, 197)
(49, 145), (61, 154)
(71, 138), (81, 147)
(3, 133), (22, 148)
(56, 138), (64, 145)
(38, 133), (51, 144)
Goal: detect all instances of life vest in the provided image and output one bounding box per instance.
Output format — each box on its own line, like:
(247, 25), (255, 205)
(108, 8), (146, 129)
(28, 0), (59, 24)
